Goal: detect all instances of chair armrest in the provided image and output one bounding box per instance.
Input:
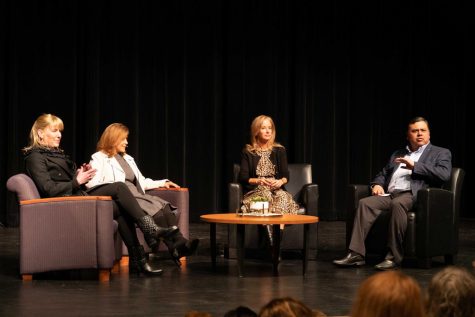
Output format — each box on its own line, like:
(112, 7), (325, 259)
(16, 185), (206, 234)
(19, 195), (112, 205)
(19, 198), (115, 273)
(228, 183), (242, 213)
(415, 187), (455, 256)
(300, 183), (319, 216)
(416, 188), (454, 227)
(146, 188), (189, 209)
(348, 185), (371, 210)
(416, 187), (453, 214)
(95, 200), (116, 268)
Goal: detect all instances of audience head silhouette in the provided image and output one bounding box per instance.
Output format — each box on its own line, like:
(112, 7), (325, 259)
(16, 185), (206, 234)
(224, 305), (257, 317)
(350, 271), (424, 317)
(426, 266), (475, 317)
(258, 297), (325, 317)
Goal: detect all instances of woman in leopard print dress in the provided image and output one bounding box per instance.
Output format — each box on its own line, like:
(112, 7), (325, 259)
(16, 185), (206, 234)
(239, 115), (299, 244)
(239, 115), (298, 214)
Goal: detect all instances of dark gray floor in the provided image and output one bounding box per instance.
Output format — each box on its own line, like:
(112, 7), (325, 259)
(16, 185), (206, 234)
(0, 220), (474, 317)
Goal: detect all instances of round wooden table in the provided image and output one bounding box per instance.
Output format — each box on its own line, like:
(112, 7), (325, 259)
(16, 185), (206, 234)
(200, 213), (319, 277)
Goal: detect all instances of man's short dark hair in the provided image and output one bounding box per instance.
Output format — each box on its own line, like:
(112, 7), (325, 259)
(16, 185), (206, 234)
(409, 116), (429, 128)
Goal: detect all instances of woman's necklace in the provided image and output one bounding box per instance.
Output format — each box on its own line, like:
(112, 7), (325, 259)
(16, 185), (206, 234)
(257, 142), (270, 151)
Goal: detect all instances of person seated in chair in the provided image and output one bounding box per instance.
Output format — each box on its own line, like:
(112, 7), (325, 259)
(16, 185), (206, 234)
(24, 114), (177, 276)
(333, 116), (452, 270)
(86, 123), (199, 266)
(239, 115), (299, 246)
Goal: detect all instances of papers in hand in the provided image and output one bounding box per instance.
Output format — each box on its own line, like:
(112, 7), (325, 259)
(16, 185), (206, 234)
(378, 193), (391, 196)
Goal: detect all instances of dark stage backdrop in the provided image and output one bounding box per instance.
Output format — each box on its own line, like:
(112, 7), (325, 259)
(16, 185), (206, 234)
(0, 0), (471, 225)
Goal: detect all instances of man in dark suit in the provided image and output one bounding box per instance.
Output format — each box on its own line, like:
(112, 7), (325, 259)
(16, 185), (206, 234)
(334, 116), (452, 270)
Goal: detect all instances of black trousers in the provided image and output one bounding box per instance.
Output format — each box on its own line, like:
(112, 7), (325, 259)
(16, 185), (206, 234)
(349, 191), (413, 264)
(88, 183), (147, 249)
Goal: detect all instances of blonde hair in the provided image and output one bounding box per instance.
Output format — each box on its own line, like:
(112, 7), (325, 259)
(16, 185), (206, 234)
(426, 266), (475, 317)
(351, 271), (425, 317)
(96, 123), (129, 157)
(23, 113), (64, 153)
(246, 115), (282, 153)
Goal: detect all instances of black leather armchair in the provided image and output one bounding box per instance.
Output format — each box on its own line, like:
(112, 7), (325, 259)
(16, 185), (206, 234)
(346, 167), (465, 268)
(228, 163), (319, 259)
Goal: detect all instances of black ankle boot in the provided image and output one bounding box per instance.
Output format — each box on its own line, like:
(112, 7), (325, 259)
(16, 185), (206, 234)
(176, 238), (199, 258)
(143, 235), (159, 252)
(137, 215), (178, 243)
(164, 238), (199, 267)
(129, 245), (163, 276)
(163, 238), (182, 267)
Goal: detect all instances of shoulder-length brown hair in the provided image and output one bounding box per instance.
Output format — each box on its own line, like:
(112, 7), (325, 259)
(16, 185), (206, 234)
(246, 115), (283, 153)
(23, 113), (64, 153)
(351, 271), (425, 317)
(96, 123), (129, 157)
(426, 266), (475, 317)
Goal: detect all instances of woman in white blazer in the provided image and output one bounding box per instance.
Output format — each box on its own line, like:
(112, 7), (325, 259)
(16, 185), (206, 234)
(86, 123), (198, 266)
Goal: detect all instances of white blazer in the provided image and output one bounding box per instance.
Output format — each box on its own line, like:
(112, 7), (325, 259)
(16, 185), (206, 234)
(85, 151), (167, 190)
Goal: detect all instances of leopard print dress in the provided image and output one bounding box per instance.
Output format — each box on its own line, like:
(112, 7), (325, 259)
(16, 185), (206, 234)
(241, 149), (299, 214)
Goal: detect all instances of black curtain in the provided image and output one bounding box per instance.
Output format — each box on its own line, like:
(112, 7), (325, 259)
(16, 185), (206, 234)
(1, 0), (471, 225)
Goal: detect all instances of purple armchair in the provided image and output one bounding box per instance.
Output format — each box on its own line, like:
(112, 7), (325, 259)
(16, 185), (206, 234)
(6, 173), (120, 281)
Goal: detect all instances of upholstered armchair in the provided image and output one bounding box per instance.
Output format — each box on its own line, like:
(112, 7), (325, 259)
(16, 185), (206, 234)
(346, 167), (465, 268)
(228, 164), (319, 259)
(6, 173), (119, 281)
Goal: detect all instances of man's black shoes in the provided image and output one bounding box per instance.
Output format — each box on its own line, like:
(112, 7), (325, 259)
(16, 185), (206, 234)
(333, 252), (365, 267)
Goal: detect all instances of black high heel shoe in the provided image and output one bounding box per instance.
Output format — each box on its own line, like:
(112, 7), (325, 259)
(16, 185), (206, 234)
(168, 238), (200, 267)
(163, 238), (183, 267)
(129, 245), (163, 276)
(177, 239), (200, 257)
(169, 248), (182, 267)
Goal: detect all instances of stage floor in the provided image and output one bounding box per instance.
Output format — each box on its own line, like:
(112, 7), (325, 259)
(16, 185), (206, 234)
(1, 220), (474, 317)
